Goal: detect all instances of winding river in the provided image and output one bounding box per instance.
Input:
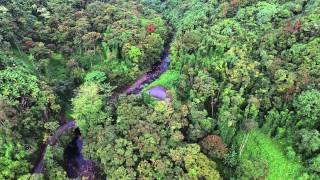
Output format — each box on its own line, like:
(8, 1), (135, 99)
(32, 30), (174, 179)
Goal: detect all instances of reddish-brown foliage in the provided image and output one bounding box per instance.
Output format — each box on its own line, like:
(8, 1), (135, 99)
(74, 11), (83, 18)
(24, 40), (34, 47)
(283, 87), (297, 102)
(287, 87), (296, 95)
(67, 59), (78, 68)
(201, 135), (228, 159)
(286, 20), (302, 33)
(146, 24), (156, 33)
(301, 73), (311, 85)
(221, 3), (230, 17)
(230, 0), (239, 8)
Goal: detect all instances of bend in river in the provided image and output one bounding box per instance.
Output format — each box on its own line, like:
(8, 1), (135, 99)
(120, 29), (174, 96)
(33, 28), (175, 179)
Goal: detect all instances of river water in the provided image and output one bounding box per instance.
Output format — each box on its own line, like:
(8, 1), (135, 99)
(62, 30), (174, 178)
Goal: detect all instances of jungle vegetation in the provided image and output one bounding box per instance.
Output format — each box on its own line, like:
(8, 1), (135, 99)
(0, 0), (320, 179)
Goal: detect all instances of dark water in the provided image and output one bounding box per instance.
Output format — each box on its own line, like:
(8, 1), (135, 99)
(63, 30), (174, 178)
(31, 27), (174, 178)
(63, 128), (94, 178)
(62, 50), (172, 178)
(62, 57), (172, 177)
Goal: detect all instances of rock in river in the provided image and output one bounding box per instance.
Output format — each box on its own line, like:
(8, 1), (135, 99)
(147, 86), (167, 100)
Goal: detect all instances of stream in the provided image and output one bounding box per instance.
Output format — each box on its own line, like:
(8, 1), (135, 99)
(32, 30), (174, 179)
(124, 36), (171, 95)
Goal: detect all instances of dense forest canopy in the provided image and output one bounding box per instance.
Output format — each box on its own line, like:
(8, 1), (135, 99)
(0, 0), (319, 179)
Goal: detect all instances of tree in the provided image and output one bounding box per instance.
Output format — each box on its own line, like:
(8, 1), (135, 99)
(169, 144), (221, 179)
(187, 102), (215, 141)
(190, 71), (218, 104)
(81, 32), (102, 53)
(0, 64), (59, 140)
(141, 33), (164, 69)
(296, 129), (320, 158)
(236, 156), (268, 180)
(71, 82), (106, 135)
(201, 135), (228, 159)
(293, 90), (320, 129)
(217, 87), (244, 145)
(128, 46), (142, 63)
(262, 109), (292, 137)
(0, 67), (47, 106)
(29, 42), (53, 59)
(309, 154), (320, 173)
(180, 29), (203, 54)
(43, 146), (68, 180)
(0, 136), (30, 179)
(84, 70), (106, 83)
(146, 24), (156, 33)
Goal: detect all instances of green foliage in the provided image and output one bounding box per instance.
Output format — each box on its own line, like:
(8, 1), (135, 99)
(262, 109), (293, 137)
(43, 53), (69, 83)
(43, 146), (68, 180)
(143, 70), (179, 91)
(128, 46), (142, 62)
(0, 138), (30, 179)
(71, 82), (106, 134)
(296, 129), (320, 158)
(309, 155), (320, 173)
(85, 70), (106, 82)
(139, 0), (319, 176)
(17, 174), (44, 180)
(1, 0), (320, 178)
(140, 33), (164, 69)
(187, 102), (215, 141)
(101, 4), (168, 74)
(293, 90), (320, 129)
(29, 42), (53, 59)
(190, 71), (218, 103)
(169, 144), (221, 179)
(237, 156), (268, 180)
(82, 95), (191, 178)
(237, 130), (305, 180)
(0, 60), (59, 142)
(256, 2), (280, 25)
(0, 67), (47, 106)
(218, 87), (244, 145)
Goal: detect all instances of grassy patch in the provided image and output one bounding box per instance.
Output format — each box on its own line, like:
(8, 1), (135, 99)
(46, 53), (69, 81)
(12, 50), (38, 72)
(238, 130), (305, 180)
(143, 70), (179, 92)
(142, 70), (179, 104)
